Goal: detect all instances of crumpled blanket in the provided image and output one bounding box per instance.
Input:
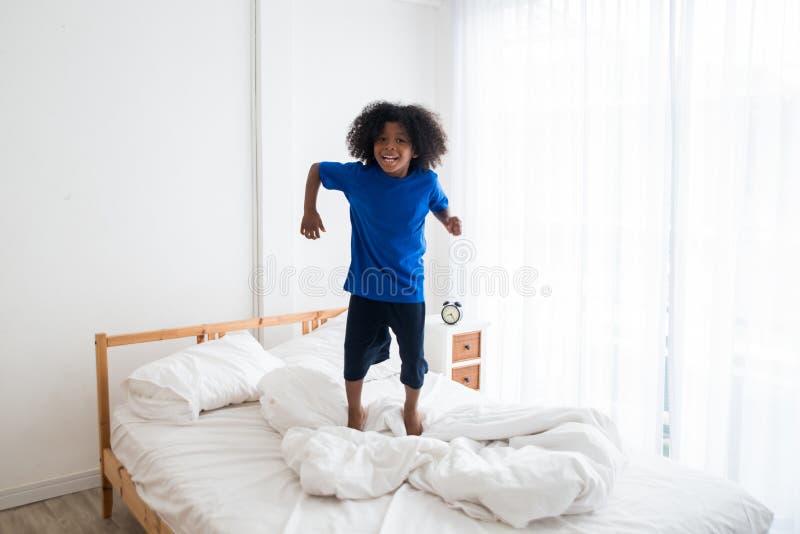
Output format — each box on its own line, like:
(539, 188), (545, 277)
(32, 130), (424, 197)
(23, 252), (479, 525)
(258, 365), (625, 528)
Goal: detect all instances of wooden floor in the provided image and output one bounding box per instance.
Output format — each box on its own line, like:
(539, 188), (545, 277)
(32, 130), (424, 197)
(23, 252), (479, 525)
(0, 488), (144, 534)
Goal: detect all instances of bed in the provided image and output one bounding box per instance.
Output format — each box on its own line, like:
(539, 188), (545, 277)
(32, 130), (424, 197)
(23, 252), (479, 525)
(95, 307), (773, 534)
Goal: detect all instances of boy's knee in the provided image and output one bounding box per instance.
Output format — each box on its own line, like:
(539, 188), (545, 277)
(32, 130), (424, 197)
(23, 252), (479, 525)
(399, 359), (428, 389)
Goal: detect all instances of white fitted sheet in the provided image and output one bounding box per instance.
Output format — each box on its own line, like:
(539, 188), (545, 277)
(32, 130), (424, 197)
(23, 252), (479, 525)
(111, 400), (772, 534)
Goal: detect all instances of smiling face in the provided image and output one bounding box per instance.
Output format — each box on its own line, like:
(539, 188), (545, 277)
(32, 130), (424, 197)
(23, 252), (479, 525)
(373, 121), (417, 178)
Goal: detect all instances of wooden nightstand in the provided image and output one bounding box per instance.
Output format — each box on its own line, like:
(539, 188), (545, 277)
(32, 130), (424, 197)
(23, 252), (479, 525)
(424, 315), (489, 391)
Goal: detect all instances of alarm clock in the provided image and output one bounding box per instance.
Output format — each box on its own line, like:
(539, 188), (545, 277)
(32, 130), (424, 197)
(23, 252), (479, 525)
(441, 301), (462, 325)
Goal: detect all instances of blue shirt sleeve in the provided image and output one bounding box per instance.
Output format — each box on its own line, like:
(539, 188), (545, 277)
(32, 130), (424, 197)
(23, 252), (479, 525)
(319, 161), (361, 194)
(429, 174), (449, 213)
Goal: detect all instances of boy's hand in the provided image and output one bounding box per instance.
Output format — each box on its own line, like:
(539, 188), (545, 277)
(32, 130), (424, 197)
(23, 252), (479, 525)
(444, 216), (462, 236)
(301, 211), (326, 240)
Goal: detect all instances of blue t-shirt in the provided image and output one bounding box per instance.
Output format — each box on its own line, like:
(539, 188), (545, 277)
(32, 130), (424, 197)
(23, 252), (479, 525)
(319, 161), (448, 303)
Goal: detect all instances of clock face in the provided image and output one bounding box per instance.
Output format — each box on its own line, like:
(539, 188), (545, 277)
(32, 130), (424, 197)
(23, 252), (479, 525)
(441, 304), (461, 325)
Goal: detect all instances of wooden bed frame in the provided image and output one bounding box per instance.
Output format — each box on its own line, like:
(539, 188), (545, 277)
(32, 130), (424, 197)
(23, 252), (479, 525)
(94, 307), (348, 534)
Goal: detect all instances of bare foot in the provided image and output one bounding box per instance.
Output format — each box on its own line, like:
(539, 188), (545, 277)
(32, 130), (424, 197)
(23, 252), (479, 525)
(347, 405), (366, 431)
(403, 408), (423, 436)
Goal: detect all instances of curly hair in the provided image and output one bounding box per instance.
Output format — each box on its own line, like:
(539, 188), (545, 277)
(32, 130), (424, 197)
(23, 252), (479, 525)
(346, 101), (447, 171)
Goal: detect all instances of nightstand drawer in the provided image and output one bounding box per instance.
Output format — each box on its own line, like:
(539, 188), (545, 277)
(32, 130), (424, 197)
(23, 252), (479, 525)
(452, 331), (481, 363)
(452, 364), (480, 390)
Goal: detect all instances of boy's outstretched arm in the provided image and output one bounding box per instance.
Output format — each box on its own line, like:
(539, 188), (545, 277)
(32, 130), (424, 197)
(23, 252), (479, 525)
(301, 163), (326, 240)
(434, 208), (462, 236)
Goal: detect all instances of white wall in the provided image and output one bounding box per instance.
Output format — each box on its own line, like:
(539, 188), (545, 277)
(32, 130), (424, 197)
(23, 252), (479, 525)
(259, 0), (453, 346)
(0, 0), (254, 503)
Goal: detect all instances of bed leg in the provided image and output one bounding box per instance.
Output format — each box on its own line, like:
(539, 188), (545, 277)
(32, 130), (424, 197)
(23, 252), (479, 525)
(96, 332), (113, 519)
(101, 474), (113, 518)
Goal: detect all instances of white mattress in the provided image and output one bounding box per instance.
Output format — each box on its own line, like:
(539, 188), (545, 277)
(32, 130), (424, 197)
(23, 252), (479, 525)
(111, 400), (773, 534)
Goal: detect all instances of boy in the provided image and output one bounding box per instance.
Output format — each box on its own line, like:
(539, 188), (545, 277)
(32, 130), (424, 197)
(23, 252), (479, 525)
(300, 101), (461, 435)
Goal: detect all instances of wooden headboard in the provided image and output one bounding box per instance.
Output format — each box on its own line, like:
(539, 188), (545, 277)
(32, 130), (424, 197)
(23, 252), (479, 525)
(93, 306), (347, 529)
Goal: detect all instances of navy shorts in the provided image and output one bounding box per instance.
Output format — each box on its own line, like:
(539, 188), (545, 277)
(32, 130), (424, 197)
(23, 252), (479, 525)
(344, 294), (428, 389)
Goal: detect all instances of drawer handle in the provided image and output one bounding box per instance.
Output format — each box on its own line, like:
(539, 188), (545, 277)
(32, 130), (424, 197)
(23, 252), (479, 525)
(464, 344), (472, 351)
(463, 376), (471, 383)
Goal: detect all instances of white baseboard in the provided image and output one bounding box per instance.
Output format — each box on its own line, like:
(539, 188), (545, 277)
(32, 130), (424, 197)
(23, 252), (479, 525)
(0, 469), (100, 511)
(395, 0), (442, 7)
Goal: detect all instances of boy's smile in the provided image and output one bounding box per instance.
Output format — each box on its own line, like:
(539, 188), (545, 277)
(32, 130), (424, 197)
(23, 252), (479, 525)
(374, 122), (417, 178)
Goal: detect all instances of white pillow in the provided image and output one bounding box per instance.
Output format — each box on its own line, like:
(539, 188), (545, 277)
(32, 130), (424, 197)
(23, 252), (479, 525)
(267, 313), (349, 365)
(126, 331), (284, 423)
(267, 312), (401, 382)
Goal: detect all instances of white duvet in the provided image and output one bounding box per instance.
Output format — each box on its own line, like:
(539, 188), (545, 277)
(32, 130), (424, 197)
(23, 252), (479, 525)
(258, 365), (625, 528)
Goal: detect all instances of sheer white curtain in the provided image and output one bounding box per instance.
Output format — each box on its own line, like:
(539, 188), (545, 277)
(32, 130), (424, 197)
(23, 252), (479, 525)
(668, 2), (800, 532)
(451, 0), (673, 455)
(452, 0), (800, 530)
